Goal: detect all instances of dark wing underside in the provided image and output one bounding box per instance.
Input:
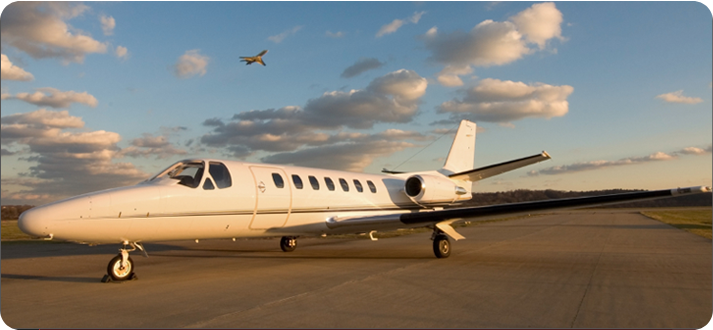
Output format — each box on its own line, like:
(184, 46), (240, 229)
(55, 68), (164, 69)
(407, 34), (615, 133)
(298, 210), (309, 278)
(325, 186), (711, 234)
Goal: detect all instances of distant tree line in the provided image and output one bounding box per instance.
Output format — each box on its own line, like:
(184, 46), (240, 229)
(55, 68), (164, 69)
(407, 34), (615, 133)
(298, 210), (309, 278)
(460, 189), (712, 208)
(1, 205), (35, 220)
(1, 189), (710, 220)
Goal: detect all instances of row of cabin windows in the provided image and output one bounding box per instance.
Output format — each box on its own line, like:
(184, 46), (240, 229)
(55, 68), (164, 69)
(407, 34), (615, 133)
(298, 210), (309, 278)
(271, 173), (377, 193)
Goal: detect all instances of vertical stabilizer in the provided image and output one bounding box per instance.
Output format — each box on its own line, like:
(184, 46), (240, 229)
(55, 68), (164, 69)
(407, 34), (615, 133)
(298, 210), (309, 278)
(442, 120), (476, 174)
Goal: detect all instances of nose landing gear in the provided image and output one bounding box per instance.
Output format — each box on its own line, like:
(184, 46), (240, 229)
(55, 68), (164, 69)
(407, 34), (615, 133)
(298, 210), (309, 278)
(101, 241), (145, 282)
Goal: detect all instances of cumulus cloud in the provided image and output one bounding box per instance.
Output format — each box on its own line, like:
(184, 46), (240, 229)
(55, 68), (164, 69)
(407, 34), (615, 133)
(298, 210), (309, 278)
(201, 70), (429, 168)
(0, 2), (108, 63)
(268, 26), (303, 43)
(436, 65), (474, 87)
(2, 87), (98, 108)
(422, 2), (564, 86)
(1, 54), (34, 81)
(341, 57), (385, 78)
(1, 109), (148, 203)
(376, 11), (426, 37)
(655, 90), (703, 104)
(121, 133), (188, 159)
(173, 49), (209, 78)
(437, 78), (573, 123)
(509, 2), (564, 49)
(528, 147), (710, 177)
(100, 15), (116, 36)
(115, 46), (129, 60)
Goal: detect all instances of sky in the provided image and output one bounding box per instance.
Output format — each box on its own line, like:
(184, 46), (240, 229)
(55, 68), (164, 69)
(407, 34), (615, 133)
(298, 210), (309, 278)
(1, 1), (711, 206)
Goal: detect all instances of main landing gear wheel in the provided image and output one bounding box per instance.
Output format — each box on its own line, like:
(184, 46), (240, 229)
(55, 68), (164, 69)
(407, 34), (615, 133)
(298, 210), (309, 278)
(280, 236), (297, 252)
(433, 234), (451, 258)
(107, 254), (134, 281)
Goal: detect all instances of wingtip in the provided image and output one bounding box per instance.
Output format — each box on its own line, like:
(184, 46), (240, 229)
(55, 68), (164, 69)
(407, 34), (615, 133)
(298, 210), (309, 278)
(542, 151), (551, 159)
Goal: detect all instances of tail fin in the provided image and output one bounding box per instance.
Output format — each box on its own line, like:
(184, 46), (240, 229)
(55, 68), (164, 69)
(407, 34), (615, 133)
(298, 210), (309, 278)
(442, 120), (476, 174)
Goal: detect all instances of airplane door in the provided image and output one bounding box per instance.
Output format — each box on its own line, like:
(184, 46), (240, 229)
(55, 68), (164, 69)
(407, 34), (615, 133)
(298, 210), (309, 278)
(249, 166), (292, 229)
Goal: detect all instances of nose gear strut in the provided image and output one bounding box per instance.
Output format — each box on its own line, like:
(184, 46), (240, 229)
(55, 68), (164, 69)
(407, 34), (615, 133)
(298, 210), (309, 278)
(101, 241), (146, 282)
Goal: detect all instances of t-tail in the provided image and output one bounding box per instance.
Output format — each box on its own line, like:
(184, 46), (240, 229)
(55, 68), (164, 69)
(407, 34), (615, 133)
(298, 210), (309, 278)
(399, 120), (551, 205)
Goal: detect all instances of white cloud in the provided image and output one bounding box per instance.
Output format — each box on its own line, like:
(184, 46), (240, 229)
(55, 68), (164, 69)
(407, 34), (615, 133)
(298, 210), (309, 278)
(1, 109), (148, 203)
(1, 54), (34, 81)
(377, 11), (426, 37)
(510, 2), (564, 49)
(173, 49), (209, 78)
(0, 2), (108, 63)
(438, 78), (573, 123)
(435, 65), (473, 87)
(100, 15), (116, 36)
(528, 147), (710, 177)
(326, 30), (345, 38)
(422, 2), (564, 86)
(121, 133), (188, 159)
(675, 145), (712, 155)
(115, 46), (129, 60)
(3, 87), (98, 108)
(268, 26), (303, 43)
(341, 57), (385, 78)
(200, 69), (429, 166)
(655, 90), (703, 104)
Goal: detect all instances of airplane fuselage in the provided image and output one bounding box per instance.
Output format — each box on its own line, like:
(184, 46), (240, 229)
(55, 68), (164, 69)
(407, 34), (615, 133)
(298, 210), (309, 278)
(19, 159), (470, 244)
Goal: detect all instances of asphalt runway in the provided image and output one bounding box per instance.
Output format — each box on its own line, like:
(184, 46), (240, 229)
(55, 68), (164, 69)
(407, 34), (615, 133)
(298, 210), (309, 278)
(2, 210), (711, 328)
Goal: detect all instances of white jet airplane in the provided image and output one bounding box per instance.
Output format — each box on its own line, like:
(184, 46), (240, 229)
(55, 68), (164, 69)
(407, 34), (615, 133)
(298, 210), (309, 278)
(18, 120), (711, 281)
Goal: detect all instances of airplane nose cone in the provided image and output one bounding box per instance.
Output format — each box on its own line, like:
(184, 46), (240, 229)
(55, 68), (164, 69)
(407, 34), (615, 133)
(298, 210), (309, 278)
(18, 206), (50, 238)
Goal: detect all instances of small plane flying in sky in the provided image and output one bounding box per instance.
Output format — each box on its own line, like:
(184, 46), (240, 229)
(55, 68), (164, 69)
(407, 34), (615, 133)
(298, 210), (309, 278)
(240, 49), (268, 66)
(18, 120), (711, 281)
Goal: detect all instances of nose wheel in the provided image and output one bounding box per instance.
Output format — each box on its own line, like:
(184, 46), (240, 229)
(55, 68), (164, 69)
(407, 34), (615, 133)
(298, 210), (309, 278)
(102, 241), (144, 282)
(107, 253), (134, 281)
(280, 236), (297, 252)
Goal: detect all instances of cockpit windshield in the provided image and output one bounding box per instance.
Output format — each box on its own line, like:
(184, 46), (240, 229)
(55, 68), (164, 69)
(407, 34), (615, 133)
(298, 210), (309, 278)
(149, 161), (205, 188)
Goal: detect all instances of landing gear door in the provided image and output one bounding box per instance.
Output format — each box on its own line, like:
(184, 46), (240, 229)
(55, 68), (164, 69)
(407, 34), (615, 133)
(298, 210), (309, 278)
(248, 166), (292, 229)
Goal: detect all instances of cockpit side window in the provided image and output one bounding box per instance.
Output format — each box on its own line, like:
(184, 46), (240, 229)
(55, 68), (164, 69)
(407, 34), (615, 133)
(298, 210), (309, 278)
(208, 162), (232, 189)
(168, 162), (205, 188)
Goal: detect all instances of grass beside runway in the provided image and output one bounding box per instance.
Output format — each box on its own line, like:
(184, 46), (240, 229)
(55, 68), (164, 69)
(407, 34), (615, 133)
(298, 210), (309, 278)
(640, 209), (712, 239)
(1, 220), (34, 240)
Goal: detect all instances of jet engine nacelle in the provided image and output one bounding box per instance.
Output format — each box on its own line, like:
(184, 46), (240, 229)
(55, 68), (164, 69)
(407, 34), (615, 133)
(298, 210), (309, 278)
(404, 175), (468, 205)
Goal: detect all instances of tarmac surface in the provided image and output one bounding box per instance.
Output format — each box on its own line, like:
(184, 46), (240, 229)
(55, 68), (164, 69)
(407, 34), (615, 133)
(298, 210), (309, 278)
(1, 210), (711, 328)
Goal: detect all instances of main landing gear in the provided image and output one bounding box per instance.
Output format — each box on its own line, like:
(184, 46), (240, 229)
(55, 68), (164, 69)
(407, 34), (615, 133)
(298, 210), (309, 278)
(102, 241), (145, 282)
(432, 230), (451, 258)
(280, 236), (297, 252)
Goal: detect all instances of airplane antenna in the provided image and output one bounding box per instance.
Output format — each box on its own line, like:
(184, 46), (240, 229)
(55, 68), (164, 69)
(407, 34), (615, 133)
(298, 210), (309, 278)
(390, 122), (460, 171)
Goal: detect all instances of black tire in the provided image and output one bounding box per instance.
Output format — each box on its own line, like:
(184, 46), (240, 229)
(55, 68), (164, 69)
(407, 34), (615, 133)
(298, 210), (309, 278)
(107, 254), (134, 281)
(280, 236), (297, 252)
(433, 235), (451, 258)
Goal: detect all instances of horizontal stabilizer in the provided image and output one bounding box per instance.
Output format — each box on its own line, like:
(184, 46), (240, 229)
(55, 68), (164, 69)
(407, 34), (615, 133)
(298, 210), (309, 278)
(449, 151), (551, 182)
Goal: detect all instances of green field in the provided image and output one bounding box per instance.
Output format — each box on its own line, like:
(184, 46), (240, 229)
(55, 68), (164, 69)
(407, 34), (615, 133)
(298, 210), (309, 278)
(1, 220), (34, 240)
(641, 209), (712, 239)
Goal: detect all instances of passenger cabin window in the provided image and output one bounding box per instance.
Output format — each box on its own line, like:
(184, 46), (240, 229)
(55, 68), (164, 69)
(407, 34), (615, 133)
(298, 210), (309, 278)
(208, 162), (232, 189)
(272, 173), (285, 188)
(353, 179), (364, 193)
(309, 176), (320, 190)
(292, 175), (303, 189)
(324, 177), (335, 191)
(203, 178), (215, 190)
(339, 178), (349, 192)
(367, 180), (377, 193)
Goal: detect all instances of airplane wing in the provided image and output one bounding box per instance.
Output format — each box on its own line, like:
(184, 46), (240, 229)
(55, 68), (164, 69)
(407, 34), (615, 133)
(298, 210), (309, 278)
(448, 151), (551, 182)
(258, 50), (268, 56)
(325, 186), (712, 238)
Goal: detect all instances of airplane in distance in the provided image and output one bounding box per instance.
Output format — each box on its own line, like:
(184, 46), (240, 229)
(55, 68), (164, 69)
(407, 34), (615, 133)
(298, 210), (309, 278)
(240, 50), (268, 66)
(18, 120), (711, 282)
